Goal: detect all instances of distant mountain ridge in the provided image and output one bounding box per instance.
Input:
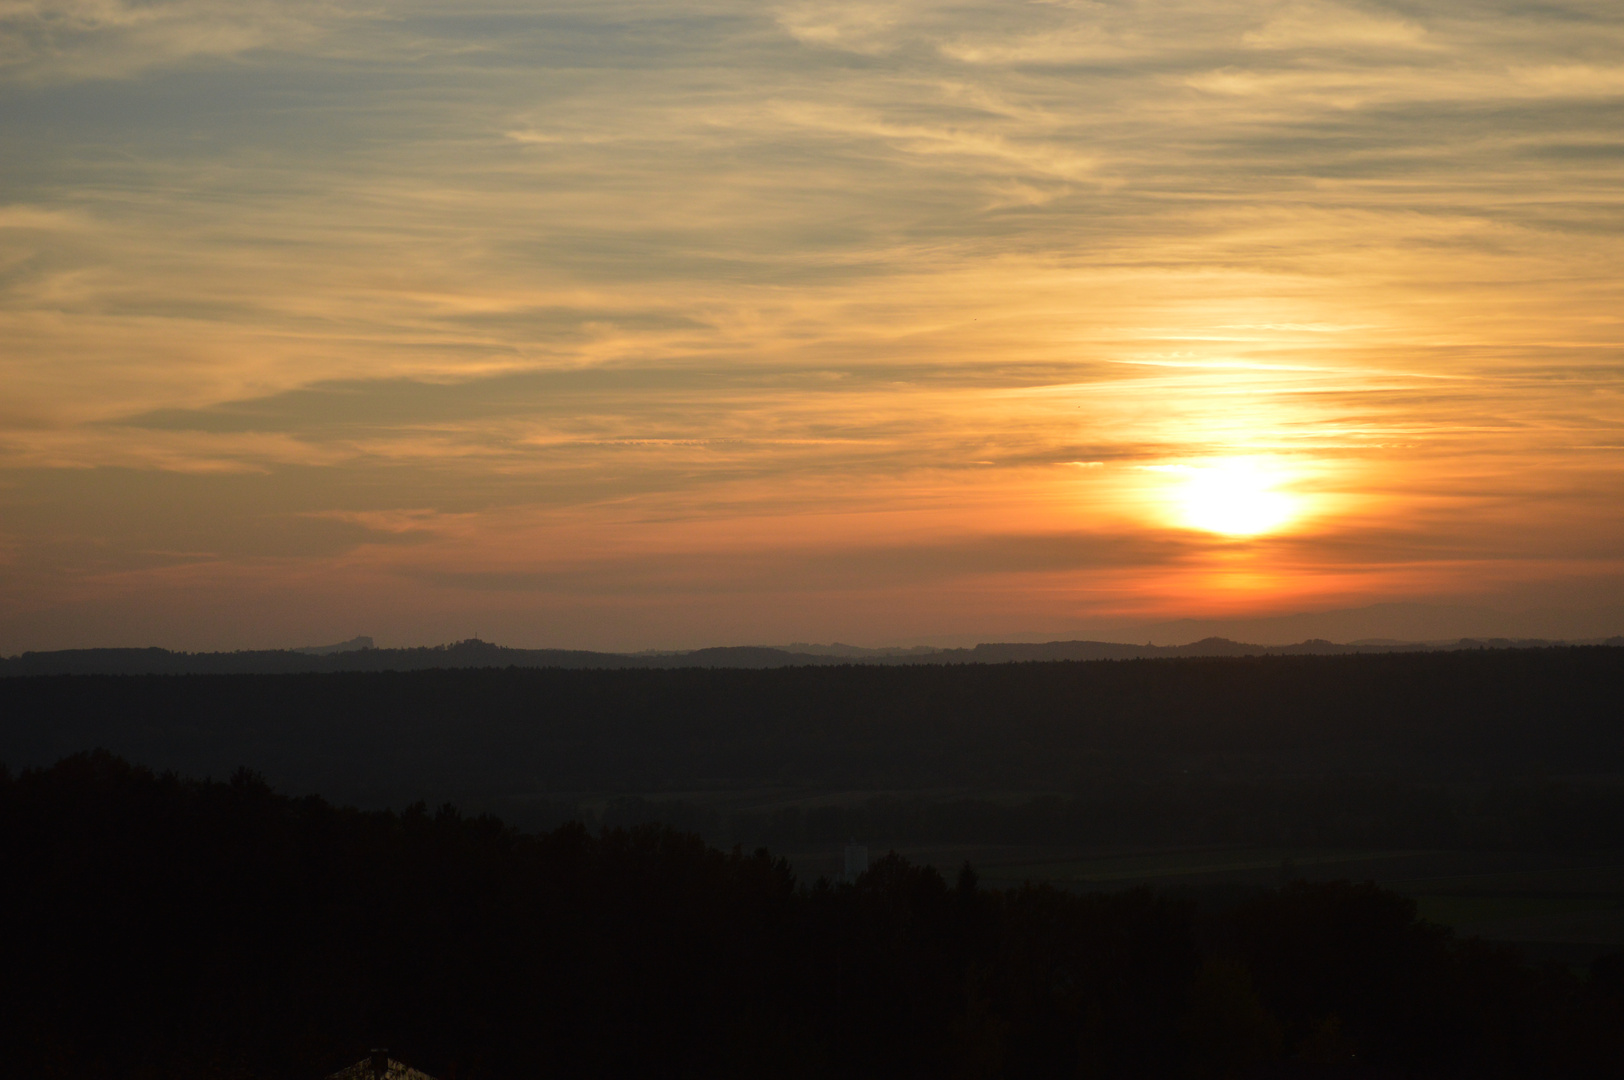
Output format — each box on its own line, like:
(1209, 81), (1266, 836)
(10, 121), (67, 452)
(291, 635), (375, 656)
(5, 634), (1622, 677)
(1138, 601), (1624, 646)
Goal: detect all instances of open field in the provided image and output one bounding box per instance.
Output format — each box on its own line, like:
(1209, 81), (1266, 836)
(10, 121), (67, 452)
(782, 843), (1624, 966)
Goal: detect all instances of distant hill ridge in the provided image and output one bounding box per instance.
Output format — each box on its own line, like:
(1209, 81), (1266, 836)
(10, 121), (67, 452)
(5, 634), (1622, 677)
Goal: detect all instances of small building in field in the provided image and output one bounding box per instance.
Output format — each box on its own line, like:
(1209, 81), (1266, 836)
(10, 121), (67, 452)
(328, 1049), (437, 1080)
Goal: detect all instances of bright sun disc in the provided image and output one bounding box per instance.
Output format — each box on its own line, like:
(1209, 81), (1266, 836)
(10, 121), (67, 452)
(1175, 458), (1298, 536)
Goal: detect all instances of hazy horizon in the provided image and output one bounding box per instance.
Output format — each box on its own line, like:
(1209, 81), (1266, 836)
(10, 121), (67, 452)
(9, 599), (1623, 656)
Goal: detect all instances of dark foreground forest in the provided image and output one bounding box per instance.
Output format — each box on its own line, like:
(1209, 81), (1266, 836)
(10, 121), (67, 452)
(4, 753), (1624, 1079)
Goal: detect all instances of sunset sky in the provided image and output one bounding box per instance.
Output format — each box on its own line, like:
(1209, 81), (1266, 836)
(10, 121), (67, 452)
(3, 0), (1622, 652)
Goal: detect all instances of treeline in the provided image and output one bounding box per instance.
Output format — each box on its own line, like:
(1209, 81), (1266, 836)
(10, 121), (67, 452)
(4, 753), (1623, 1079)
(584, 778), (1624, 852)
(3, 650), (1624, 810)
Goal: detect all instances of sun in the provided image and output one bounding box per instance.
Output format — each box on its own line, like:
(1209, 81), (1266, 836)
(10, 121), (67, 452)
(1172, 458), (1299, 537)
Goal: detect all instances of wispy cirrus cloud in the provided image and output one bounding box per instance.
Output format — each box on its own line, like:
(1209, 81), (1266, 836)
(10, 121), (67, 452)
(1, 0), (1622, 649)
(0, 0), (348, 82)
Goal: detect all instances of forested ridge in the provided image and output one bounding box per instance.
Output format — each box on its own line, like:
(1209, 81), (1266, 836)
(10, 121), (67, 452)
(3, 650), (1622, 850)
(4, 753), (1623, 1079)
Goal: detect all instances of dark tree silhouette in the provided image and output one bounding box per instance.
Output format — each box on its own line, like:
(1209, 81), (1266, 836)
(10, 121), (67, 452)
(3, 753), (1622, 1079)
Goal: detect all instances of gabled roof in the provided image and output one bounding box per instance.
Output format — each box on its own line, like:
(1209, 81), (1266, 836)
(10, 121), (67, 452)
(327, 1057), (437, 1080)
